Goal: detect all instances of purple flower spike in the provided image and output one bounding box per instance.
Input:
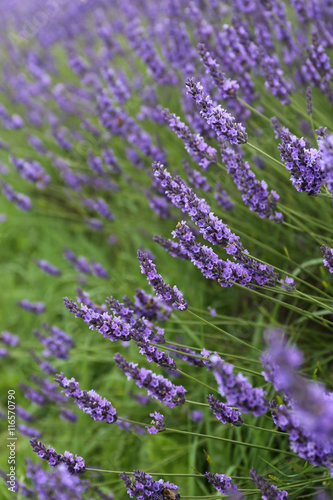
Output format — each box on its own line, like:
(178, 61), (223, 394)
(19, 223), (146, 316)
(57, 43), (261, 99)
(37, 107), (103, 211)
(30, 438), (86, 474)
(120, 470), (180, 500)
(250, 468), (288, 499)
(205, 472), (239, 495)
(34, 259), (62, 277)
(0, 331), (19, 346)
(2, 182), (32, 211)
(211, 354), (269, 416)
(163, 109), (217, 170)
(321, 245), (333, 273)
(185, 77), (247, 145)
(198, 43), (239, 99)
(146, 411), (165, 434)
(280, 276), (295, 291)
(137, 250), (188, 310)
(278, 127), (326, 195)
(55, 373), (117, 424)
(207, 394), (244, 426)
(114, 353), (186, 408)
(17, 300), (45, 314)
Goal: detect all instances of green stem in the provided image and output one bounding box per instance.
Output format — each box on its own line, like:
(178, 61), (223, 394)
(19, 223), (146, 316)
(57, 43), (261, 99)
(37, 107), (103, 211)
(185, 309), (261, 353)
(245, 141), (286, 169)
(237, 98), (272, 124)
(176, 369), (220, 393)
(165, 341), (262, 364)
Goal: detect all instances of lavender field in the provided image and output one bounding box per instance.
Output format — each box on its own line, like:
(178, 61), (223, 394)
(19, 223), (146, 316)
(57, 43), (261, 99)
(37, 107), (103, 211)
(1, 0), (333, 498)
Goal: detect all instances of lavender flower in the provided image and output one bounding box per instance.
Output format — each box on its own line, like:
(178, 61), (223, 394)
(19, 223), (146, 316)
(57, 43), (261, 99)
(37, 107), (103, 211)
(137, 341), (177, 369)
(262, 331), (333, 444)
(185, 77), (247, 145)
(220, 145), (282, 222)
(19, 383), (46, 406)
(18, 424), (42, 438)
(30, 349), (57, 374)
(258, 51), (292, 105)
(30, 438), (86, 474)
(321, 245), (333, 273)
(163, 109), (217, 170)
(120, 470), (180, 500)
(123, 289), (172, 323)
(306, 87), (313, 115)
(63, 248), (91, 274)
(250, 468), (288, 499)
(207, 394), (244, 426)
(25, 461), (89, 500)
(211, 354), (269, 416)
(214, 182), (234, 211)
(272, 403), (333, 474)
(198, 43), (239, 98)
(114, 353), (186, 408)
(18, 300), (45, 314)
(60, 409), (78, 423)
(17, 406), (35, 422)
(146, 411), (165, 434)
(280, 276), (295, 291)
(183, 160), (212, 191)
(0, 348), (8, 358)
(137, 250), (188, 310)
(34, 259), (62, 277)
(91, 261), (109, 279)
(33, 329), (70, 360)
(318, 131), (333, 194)
(153, 163), (278, 287)
(55, 373), (117, 424)
(278, 128), (326, 195)
(10, 156), (50, 188)
(191, 411), (203, 422)
(205, 472), (239, 495)
(2, 182), (32, 211)
(0, 331), (19, 346)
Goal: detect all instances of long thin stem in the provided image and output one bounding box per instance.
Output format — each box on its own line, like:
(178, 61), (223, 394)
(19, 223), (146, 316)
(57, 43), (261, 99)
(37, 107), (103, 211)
(245, 141), (286, 169)
(185, 309), (261, 353)
(176, 369), (220, 393)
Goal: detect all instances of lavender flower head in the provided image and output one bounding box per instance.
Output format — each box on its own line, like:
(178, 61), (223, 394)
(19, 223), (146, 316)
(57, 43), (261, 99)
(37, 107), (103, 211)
(198, 43), (239, 98)
(30, 438), (85, 474)
(55, 373), (117, 424)
(18, 300), (45, 314)
(146, 411), (165, 434)
(250, 468), (288, 499)
(120, 470), (180, 500)
(34, 259), (62, 277)
(2, 182), (32, 211)
(25, 460), (89, 499)
(278, 128), (326, 195)
(207, 394), (244, 426)
(210, 354), (269, 416)
(205, 472), (239, 495)
(321, 245), (333, 273)
(185, 77), (247, 145)
(114, 353), (186, 408)
(0, 331), (19, 346)
(137, 250), (188, 310)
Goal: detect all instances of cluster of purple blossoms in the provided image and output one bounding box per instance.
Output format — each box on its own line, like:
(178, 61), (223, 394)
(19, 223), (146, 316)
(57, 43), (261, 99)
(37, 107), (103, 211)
(259, 51), (292, 105)
(220, 145), (282, 222)
(19, 383), (46, 406)
(153, 234), (190, 261)
(33, 328), (71, 360)
(321, 245), (333, 273)
(163, 109), (217, 170)
(34, 259), (62, 277)
(207, 394), (244, 426)
(198, 43), (239, 98)
(214, 182), (234, 211)
(204, 472), (239, 495)
(120, 470), (180, 500)
(317, 130), (333, 194)
(185, 78), (247, 145)
(2, 181), (32, 211)
(172, 221), (252, 288)
(280, 276), (295, 291)
(30, 438), (86, 474)
(18, 300), (45, 314)
(55, 373), (118, 424)
(211, 354), (269, 416)
(137, 250), (188, 310)
(271, 403), (333, 474)
(146, 411), (165, 434)
(10, 156), (50, 189)
(0, 331), (19, 347)
(183, 160), (211, 192)
(18, 424), (42, 438)
(153, 163), (278, 287)
(114, 353), (186, 408)
(126, 20), (177, 86)
(262, 331), (333, 445)
(278, 128), (326, 195)
(102, 67), (130, 103)
(81, 197), (115, 221)
(250, 468), (289, 499)
(24, 460), (90, 500)
(123, 289), (172, 323)
(63, 248), (109, 279)
(30, 349), (56, 375)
